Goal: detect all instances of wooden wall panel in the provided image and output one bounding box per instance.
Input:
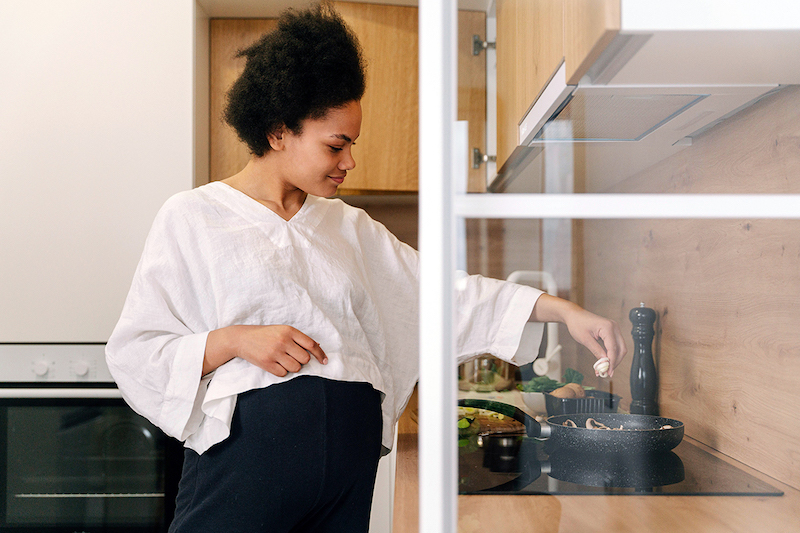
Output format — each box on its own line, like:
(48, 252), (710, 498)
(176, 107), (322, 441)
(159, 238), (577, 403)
(209, 19), (278, 182)
(580, 86), (800, 490)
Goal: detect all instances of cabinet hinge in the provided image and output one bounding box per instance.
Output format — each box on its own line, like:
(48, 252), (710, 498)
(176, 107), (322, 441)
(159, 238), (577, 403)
(472, 148), (496, 169)
(472, 35), (496, 56)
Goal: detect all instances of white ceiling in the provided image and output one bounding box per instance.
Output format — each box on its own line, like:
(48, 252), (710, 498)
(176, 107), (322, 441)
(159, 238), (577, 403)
(196, 0), (493, 18)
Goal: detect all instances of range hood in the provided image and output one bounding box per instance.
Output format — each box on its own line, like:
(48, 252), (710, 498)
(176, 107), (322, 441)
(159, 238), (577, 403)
(493, 2), (800, 192)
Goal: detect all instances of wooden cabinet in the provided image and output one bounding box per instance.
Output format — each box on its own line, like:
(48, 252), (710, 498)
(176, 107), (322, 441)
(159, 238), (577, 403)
(333, 2), (418, 193)
(495, 0), (620, 170)
(563, 0), (620, 84)
(497, 0), (564, 168)
(208, 2), (487, 193)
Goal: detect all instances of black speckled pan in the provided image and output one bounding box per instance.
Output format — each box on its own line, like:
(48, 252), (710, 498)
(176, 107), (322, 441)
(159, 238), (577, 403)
(459, 399), (684, 454)
(544, 413), (684, 454)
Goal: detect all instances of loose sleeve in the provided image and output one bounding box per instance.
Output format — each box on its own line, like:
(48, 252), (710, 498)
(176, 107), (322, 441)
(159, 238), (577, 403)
(352, 207), (544, 368)
(453, 272), (545, 366)
(106, 195), (213, 442)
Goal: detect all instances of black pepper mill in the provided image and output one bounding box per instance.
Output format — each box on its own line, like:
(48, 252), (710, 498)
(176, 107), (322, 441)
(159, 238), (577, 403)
(629, 303), (658, 415)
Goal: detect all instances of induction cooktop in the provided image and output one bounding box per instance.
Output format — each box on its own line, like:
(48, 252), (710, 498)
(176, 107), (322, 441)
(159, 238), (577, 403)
(459, 435), (783, 496)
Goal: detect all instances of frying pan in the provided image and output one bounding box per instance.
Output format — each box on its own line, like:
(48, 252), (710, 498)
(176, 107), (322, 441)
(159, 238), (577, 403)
(459, 399), (684, 454)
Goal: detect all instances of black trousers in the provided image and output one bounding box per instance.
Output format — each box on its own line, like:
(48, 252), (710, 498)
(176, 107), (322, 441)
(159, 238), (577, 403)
(169, 376), (383, 533)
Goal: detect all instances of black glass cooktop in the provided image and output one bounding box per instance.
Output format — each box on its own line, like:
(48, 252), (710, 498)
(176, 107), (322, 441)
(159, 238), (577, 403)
(459, 436), (784, 496)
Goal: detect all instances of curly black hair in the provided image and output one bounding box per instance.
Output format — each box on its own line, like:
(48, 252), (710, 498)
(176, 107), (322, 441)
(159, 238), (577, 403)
(223, 3), (366, 157)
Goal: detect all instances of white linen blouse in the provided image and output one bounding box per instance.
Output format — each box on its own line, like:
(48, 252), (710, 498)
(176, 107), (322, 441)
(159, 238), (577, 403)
(106, 181), (543, 455)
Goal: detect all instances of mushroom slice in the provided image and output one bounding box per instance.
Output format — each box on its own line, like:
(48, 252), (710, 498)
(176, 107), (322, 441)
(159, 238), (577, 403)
(593, 357), (610, 378)
(585, 418), (611, 430)
(563, 419), (577, 428)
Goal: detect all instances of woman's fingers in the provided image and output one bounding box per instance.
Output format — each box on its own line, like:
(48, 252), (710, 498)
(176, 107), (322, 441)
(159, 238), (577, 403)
(593, 320), (627, 378)
(233, 324), (328, 377)
(567, 310), (627, 379)
(289, 330), (328, 365)
(579, 333), (609, 364)
(602, 321), (627, 371)
(270, 327), (329, 375)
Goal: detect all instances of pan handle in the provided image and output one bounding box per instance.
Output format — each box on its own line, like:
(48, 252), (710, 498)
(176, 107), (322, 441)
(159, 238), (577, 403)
(458, 398), (550, 439)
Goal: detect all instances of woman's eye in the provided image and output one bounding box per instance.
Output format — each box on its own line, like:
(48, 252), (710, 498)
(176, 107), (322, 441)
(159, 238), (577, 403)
(329, 146), (343, 152)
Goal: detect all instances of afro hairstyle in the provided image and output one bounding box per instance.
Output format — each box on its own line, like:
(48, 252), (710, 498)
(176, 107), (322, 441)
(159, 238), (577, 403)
(223, 3), (367, 157)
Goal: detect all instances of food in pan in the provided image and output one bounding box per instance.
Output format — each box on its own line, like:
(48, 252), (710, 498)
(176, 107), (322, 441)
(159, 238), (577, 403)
(562, 417), (675, 431)
(584, 417), (620, 430)
(458, 406), (526, 436)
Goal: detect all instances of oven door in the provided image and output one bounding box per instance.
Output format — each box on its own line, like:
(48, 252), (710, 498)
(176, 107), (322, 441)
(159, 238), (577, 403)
(0, 389), (183, 533)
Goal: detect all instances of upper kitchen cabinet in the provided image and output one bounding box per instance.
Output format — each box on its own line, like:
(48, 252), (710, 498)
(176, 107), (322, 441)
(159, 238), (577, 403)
(496, 0), (619, 170)
(496, 0), (564, 170)
(563, 0), (620, 84)
(208, 2), (487, 193)
(331, 2), (417, 192)
(497, 0), (800, 192)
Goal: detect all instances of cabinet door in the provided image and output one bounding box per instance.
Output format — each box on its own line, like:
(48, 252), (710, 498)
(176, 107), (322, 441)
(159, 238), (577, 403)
(209, 10), (415, 190)
(459, 10), (488, 193)
(496, 0), (564, 170)
(563, 0), (620, 84)
(209, 4), (486, 193)
(334, 1), (419, 193)
(336, 3), (487, 193)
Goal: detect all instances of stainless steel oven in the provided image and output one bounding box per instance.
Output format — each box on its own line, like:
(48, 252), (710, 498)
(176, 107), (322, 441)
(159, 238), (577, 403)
(0, 344), (183, 533)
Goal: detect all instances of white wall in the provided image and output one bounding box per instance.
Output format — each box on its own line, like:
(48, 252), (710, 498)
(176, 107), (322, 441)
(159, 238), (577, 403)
(0, 0), (197, 342)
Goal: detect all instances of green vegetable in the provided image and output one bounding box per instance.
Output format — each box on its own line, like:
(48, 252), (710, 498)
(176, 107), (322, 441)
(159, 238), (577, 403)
(518, 368), (584, 392)
(457, 418), (471, 429)
(563, 368), (584, 385)
(518, 375), (560, 393)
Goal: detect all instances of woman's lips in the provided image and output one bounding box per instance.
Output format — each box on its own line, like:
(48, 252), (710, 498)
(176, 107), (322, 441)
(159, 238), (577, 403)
(329, 175), (345, 184)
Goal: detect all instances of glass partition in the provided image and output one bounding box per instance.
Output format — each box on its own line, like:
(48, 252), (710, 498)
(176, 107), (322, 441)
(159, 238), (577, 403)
(457, 215), (799, 499)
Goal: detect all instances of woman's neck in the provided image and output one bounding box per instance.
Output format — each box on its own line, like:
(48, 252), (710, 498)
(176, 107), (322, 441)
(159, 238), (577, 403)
(222, 157), (306, 221)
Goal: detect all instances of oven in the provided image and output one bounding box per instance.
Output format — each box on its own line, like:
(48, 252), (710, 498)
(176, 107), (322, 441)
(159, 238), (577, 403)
(0, 344), (183, 533)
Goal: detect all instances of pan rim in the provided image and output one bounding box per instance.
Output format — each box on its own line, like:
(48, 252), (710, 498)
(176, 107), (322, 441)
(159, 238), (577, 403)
(546, 413), (685, 432)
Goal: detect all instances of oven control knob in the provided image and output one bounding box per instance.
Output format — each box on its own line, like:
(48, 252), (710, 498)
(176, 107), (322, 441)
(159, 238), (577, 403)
(73, 360), (90, 377)
(33, 360), (50, 377)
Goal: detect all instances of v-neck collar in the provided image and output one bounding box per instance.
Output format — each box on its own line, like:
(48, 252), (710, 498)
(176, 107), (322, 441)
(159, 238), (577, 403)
(204, 181), (328, 229)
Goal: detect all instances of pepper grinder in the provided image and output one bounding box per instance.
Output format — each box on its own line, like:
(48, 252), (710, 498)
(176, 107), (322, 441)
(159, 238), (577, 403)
(629, 303), (658, 415)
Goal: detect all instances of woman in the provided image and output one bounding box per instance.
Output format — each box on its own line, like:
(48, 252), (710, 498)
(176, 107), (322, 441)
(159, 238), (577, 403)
(106, 4), (625, 532)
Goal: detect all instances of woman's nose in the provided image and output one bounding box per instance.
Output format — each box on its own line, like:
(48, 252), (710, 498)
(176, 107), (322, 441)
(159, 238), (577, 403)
(339, 148), (356, 171)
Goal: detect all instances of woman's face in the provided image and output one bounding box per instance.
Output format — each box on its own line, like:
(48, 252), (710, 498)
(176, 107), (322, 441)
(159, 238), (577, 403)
(277, 100), (362, 197)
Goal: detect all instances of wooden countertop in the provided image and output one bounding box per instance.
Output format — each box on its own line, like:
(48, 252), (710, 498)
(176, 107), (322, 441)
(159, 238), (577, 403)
(392, 390), (800, 533)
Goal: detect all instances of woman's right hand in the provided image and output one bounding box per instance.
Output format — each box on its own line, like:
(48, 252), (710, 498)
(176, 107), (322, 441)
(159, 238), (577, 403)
(203, 325), (328, 377)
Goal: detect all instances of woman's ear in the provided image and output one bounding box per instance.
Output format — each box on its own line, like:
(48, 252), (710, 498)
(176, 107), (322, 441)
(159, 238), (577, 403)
(267, 126), (287, 151)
